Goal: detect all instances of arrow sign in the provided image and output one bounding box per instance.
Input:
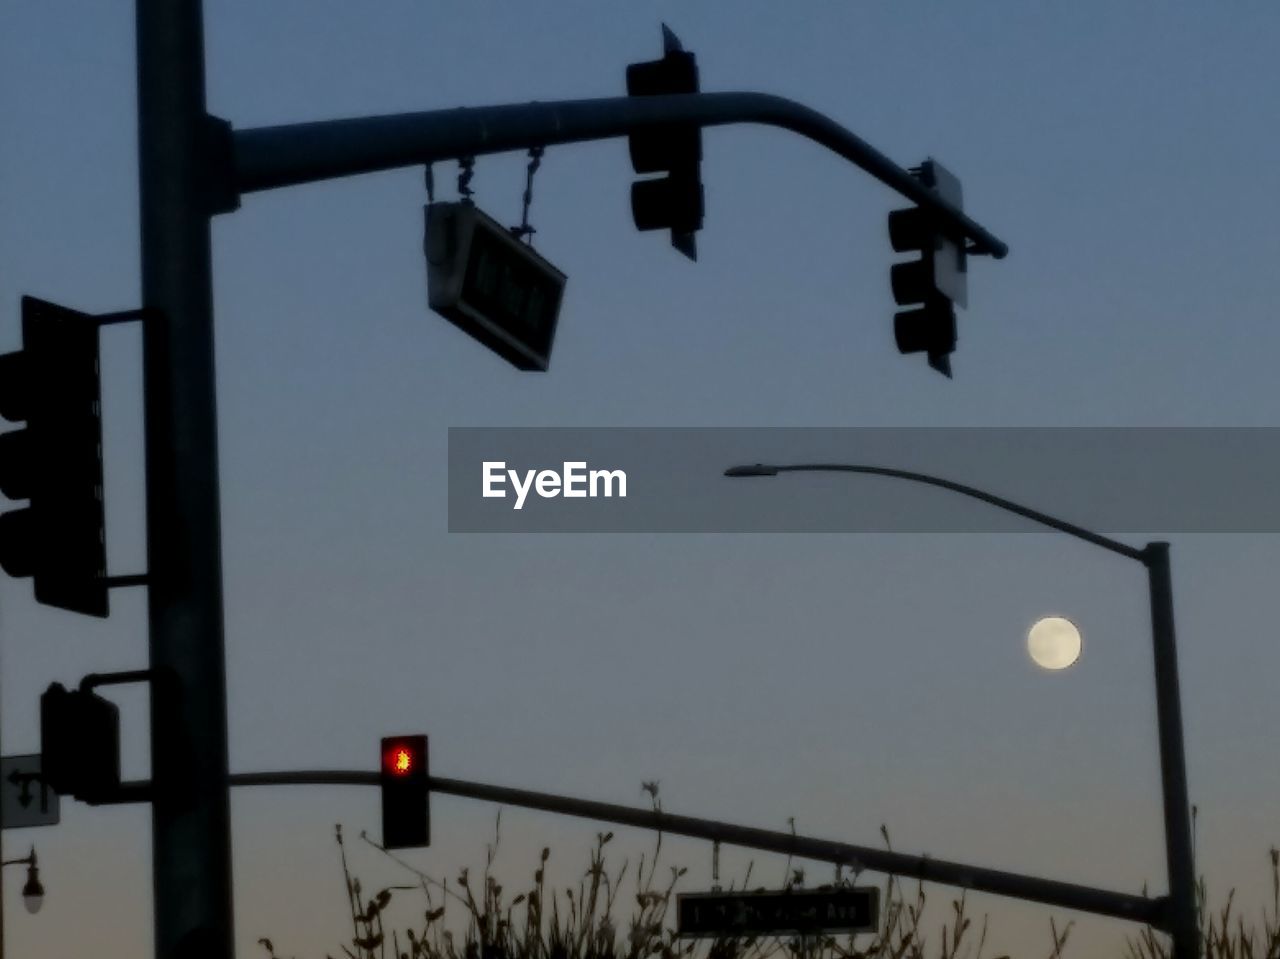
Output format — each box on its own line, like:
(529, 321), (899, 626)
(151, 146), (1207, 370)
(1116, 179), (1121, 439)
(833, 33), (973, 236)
(1, 754), (60, 829)
(677, 887), (879, 938)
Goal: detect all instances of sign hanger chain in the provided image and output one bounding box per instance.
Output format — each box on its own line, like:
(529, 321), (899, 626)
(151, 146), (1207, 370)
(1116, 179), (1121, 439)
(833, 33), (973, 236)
(457, 156), (476, 205)
(510, 146), (545, 245)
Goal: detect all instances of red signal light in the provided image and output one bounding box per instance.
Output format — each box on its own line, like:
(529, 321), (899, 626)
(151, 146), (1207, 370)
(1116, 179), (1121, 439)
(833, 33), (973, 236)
(383, 740), (420, 777)
(391, 746), (412, 775)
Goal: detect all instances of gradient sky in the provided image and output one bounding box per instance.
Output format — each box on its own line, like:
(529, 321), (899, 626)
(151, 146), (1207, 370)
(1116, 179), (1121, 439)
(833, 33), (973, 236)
(2, 3), (1279, 957)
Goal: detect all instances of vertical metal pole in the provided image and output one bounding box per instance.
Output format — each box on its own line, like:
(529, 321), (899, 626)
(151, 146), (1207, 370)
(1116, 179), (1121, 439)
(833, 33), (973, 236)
(1144, 542), (1198, 959)
(136, 1), (234, 957)
(1, 663), (6, 959)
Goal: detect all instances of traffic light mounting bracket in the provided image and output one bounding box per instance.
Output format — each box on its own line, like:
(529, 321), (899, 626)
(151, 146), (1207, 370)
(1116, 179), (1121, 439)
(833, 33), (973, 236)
(79, 668), (161, 694)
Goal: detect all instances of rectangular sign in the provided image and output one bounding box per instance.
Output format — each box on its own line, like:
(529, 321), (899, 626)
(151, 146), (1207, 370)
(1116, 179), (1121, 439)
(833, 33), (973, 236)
(425, 201), (565, 371)
(677, 887), (879, 938)
(0, 754), (60, 829)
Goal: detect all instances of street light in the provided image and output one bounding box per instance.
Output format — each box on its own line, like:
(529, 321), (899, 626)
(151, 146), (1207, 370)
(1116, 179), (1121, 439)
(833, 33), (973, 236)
(724, 461), (1199, 959)
(3, 848), (43, 915)
(1, 845), (45, 958)
(20, 867), (43, 916)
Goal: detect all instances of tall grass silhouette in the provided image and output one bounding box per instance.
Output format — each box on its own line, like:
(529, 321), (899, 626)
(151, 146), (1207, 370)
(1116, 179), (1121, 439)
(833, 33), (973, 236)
(259, 792), (1278, 959)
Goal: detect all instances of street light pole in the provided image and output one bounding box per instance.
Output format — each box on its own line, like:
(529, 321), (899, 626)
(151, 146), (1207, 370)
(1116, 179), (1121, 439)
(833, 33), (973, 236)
(1145, 542), (1199, 959)
(724, 463), (1199, 959)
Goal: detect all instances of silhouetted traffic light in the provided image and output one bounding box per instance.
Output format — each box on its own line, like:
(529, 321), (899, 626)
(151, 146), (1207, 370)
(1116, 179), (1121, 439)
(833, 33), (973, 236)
(40, 682), (121, 802)
(380, 735), (429, 849)
(626, 24), (704, 261)
(0, 297), (108, 615)
(887, 160), (968, 377)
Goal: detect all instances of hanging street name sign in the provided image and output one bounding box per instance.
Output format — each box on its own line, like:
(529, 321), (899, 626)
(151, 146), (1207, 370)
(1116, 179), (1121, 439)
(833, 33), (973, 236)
(424, 200), (566, 372)
(0, 754), (60, 829)
(677, 887), (879, 938)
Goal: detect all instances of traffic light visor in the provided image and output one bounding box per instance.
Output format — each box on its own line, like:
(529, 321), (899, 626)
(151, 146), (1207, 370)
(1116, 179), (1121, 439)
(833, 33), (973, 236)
(888, 207), (928, 253)
(0, 352), (30, 423)
(894, 302), (956, 357)
(0, 509), (36, 578)
(625, 50), (698, 98)
(631, 175), (704, 234)
(890, 260), (932, 307)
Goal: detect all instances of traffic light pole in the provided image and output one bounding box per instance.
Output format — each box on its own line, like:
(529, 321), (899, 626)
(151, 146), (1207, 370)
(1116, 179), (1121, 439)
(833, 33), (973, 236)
(230, 93), (1008, 258)
(1, 649), (6, 959)
(97, 768), (1163, 927)
(125, 13), (1012, 957)
(137, 1), (234, 958)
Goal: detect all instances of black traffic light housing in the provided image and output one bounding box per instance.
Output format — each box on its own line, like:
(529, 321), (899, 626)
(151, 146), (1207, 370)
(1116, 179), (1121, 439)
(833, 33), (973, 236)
(887, 159), (968, 377)
(40, 682), (121, 802)
(380, 735), (429, 849)
(0, 297), (108, 615)
(626, 24), (704, 261)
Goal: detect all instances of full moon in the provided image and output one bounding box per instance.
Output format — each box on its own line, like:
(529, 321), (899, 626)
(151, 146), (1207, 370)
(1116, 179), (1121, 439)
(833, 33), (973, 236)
(1027, 616), (1082, 670)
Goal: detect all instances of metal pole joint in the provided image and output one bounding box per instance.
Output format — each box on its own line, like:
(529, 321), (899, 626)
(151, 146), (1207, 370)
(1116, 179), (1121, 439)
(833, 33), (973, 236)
(201, 114), (240, 216)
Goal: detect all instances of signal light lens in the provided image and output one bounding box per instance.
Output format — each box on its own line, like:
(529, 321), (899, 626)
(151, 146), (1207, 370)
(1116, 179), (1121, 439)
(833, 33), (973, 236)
(887, 207), (928, 253)
(0, 430), (34, 501)
(383, 739), (421, 778)
(0, 509), (37, 578)
(631, 175), (704, 234)
(391, 747), (412, 775)
(890, 260), (932, 307)
(894, 302), (957, 359)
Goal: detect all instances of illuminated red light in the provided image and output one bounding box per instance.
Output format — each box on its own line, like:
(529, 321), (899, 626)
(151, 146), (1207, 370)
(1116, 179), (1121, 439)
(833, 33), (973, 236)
(392, 748), (412, 775)
(384, 741), (417, 777)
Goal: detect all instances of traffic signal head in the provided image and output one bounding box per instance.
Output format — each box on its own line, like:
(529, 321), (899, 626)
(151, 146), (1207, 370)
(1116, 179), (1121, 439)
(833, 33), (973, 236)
(894, 302), (957, 377)
(0, 297), (108, 615)
(40, 682), (121, 802)
(380, 735), (429, 849)
(626, 24), (704, 261)
(887, 160), (968, 377)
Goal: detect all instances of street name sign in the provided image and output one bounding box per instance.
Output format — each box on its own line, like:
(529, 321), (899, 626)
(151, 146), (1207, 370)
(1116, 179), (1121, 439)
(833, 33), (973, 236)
(424, 200), (566, 371)
(0, 753), (60, 829)
(677, 887), (879, 938)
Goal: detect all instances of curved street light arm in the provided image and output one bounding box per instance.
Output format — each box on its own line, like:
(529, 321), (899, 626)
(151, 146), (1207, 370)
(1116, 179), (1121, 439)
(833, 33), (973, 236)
(0, 847), (36, 869)
(729, 463), (1147, 562)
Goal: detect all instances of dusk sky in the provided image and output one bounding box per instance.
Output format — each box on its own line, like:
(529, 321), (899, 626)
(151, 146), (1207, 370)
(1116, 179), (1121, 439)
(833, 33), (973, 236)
(2, 4), (1278, 957)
